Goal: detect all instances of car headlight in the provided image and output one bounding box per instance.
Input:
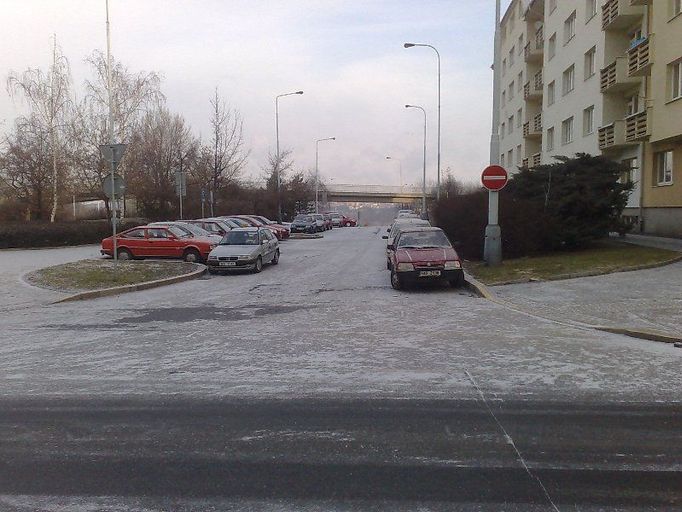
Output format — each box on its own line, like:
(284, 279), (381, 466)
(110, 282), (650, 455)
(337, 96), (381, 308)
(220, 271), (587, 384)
(396, 262), (414, 272)
(444, 260), (462, 270)
(209, 244), (217, 250)
(208, 255), (218, 260)
(238, 255), (251, 260)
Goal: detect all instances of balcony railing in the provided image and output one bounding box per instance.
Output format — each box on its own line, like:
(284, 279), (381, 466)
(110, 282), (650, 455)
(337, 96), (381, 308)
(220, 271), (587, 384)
(533, 112), (542, 132)
(627, 36), (652, 77)
(600, 57), (641, 93)
(532, 153), (541, 167)
(534, 70), (543, 90)
(523, 115), (542, 139)
(602, 0), (645, 31)
(524, 73), (544, 101)
(625, 109), (650, 141)
(524, 33), (544, 63)
(522, 158), (529, 168)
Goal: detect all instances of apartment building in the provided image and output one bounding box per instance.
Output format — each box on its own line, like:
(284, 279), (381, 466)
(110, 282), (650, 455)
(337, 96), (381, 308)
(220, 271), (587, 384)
(495, 0), (682, 236)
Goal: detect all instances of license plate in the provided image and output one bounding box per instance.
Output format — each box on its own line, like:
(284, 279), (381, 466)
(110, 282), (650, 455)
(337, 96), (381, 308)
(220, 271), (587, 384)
(219, 261), (236, 267)
(419, 270), (441, 277)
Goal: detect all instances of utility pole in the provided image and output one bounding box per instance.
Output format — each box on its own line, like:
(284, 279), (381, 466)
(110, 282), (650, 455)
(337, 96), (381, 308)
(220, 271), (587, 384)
(105, 0), (118, 263)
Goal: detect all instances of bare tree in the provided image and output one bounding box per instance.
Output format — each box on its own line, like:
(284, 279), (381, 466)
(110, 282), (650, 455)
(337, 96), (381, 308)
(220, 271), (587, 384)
(7, 36), (71, 222)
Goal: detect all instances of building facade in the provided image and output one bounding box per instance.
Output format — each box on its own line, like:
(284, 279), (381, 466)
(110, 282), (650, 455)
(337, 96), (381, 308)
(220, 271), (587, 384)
(496, 0), (682, 236)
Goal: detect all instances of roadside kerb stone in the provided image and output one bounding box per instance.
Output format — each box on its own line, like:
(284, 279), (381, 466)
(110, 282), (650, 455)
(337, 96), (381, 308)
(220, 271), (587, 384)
(465, 270), (682, 344)
(289, 233), (324, 240)
(53, 264), (206, 303)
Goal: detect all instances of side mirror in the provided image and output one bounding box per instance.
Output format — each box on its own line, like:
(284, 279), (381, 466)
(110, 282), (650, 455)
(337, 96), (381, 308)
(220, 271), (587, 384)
(387, 244), (395, 251)
(381, 235), (388, 240)
(386, 228), (390, 232)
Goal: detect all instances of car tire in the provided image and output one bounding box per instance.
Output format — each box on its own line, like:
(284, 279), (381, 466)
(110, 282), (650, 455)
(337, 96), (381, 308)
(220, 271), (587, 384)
(386, 259), (392, 271)
(449, 272), (465, 288)
(390, 270), (402, 290)
(183, 248), (202, 263)
(117, 248), (133, 261)
(254, 256), (263, 273)
(272, 249), (280, 265)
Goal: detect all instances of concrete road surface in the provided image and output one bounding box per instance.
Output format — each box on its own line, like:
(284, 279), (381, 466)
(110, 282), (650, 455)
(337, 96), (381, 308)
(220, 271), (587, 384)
(1, 227), (681, 510)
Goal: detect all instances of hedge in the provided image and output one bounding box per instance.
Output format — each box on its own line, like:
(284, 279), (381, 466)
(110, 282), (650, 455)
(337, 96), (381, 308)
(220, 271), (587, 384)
(0, 219), (146, 249)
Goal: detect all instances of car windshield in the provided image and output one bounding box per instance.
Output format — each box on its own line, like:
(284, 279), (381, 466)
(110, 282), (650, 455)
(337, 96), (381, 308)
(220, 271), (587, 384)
(220, 230), (259, 245)
(294, 215), (312, 222)
(397, 231), (451, 249)
(167, 225), (191, 238)
(176, 223), (210, 237)
(224, 217), (249, 227)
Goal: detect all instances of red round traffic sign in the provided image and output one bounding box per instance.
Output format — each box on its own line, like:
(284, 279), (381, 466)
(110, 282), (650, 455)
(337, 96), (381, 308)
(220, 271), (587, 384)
(481, 165), (508, 191)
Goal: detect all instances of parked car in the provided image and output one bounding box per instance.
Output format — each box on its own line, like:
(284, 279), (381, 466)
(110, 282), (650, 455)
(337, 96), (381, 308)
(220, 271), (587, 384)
(387, 227), (464, 290)
(234, 215), (288, 240)
(220, 216), (252, 228)
(187, 218), (238, 237)
(341, 215), (357, 227)
(148, 221), (223, 244)
(206, 227), (279, 274)
(249, 215), (291, 239)
(326, 212), (343, 227)
(310, 214), (326, 232)
(290, 214), (318, 234)
(322, 214), (333, 230)
(383, 218), (431, 270)
(101, 225), (216, 263)
(398, 209), (414, 215)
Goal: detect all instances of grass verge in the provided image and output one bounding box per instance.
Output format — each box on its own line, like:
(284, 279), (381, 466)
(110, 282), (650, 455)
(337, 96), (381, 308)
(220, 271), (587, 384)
(26, 259), (198, 293)
(465, 240), (680, 286)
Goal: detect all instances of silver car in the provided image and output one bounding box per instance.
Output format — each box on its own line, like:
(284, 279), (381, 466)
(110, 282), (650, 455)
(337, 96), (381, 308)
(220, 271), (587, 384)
(206, 227), (279, 274)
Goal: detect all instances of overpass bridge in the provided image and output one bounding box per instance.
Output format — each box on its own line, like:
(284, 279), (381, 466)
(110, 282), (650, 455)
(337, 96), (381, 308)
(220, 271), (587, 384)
(321, 184), (435, 204)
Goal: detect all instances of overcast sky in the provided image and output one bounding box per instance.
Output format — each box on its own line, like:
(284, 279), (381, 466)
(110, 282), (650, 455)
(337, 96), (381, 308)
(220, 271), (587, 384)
(1, 0), (507, 186)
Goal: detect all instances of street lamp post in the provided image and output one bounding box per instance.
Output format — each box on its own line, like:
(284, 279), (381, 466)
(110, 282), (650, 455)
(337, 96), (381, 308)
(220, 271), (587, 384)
(275, 90), (303, 222)
(315, 137), (335, 213)
(404, 42), (441, 201)
(405, 105), (427, 214)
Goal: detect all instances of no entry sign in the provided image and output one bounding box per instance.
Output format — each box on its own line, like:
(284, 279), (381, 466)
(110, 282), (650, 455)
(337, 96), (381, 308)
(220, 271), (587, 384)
(481, 165), (508, 191)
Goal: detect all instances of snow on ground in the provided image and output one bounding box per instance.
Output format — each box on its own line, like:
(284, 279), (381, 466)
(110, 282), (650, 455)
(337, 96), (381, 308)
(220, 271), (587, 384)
(1, 228), (680, 402)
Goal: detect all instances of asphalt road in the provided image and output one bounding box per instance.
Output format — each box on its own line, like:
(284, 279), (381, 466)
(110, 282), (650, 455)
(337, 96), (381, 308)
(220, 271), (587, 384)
(1, 226), (681, 510)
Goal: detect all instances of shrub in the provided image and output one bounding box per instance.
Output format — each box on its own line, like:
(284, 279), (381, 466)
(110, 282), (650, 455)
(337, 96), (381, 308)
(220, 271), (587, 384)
(0, 219), (145, 249)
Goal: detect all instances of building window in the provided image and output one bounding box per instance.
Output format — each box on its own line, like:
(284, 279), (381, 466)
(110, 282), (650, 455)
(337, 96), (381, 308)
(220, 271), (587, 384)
(517, 108), (523, 127)
(502, 58), (506, 77)
(500, 153), (505, 167)
(517, 145), (522, 165)
(509, 81), (515, 100)
(547, 81), (555, 105)
(509, 47), (515, 67)
(584, 47), (596, 79)
(655, 151), (673, 185)
(671, 0), (682, 18)
(518, 72), (523, 91)
(501, 122), (505, 139)
(562, 117), (574, 145)
(502, 90), (506, 107)
(547, 127), (555, 151)
(626, 94), (640, 116)
(586, 0), (597, 21)
(564, 11), (576, 45)
(670, 59), (682, 100)
(509, 116), (514, 134)
(549, 0), (557, 14)
(508, 149), (514, 166)
(518, 35), (524, 55)
(548, 33), (556, 60)
(621, 158), (638, 184)
(562, 64), (575, 95)
(583, 105), (594, 135)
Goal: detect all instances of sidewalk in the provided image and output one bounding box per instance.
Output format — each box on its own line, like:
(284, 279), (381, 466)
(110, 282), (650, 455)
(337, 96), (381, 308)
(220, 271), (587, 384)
(493, 246), (682, 341)
(612, 233), (682, 252)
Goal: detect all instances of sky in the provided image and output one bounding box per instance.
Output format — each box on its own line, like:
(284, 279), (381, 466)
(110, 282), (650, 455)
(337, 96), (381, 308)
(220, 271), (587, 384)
(0, 0), (507, 187)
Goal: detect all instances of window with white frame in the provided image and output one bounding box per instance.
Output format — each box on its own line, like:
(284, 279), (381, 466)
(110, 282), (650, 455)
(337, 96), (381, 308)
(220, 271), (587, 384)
(508, 149), (514, 165)
(547, 81), (555, 105)
(586, 0), (597, 21)
(547, 126), (555, 151)
(562, 117), (574, 145)
(518, 72), (523, 91)
(501, 122), (505, 139)
(509, 116), (514, 134)
(621, 158), (638, 184)
(502, 90), (506, 106)
(584, 47), (596, 79)
(517, 145), (522, 165)
(549, 0), (557, 14)
(562, 64), (575, 95)
(564, 11), (576, 44)
(671, 0), (681, 18)
(583, 105), (594, 135)
(509, 47), (515, 67)
(502, 58), (506, 76)
(517, 108), (523, 127)
(655, 151), (673, 185)
(509, 81), (515, 100)
(626, 94), (640, 116)
(548, 33), (556, 60)
(670, 59), (682, 100)
(500, 153), (505, 166)
(518, 35), (524, 55)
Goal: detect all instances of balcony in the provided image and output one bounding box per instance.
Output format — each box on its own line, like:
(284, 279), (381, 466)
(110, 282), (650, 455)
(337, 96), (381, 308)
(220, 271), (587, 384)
(600, 57), (641, 93)
(598, 121), (633, 150)
(625, 109), (650, 142)
(602, 0), (645, 31)
(522, 158), (529, 168)
(523, 114), (542, 139)
(532, 153), (541, 167)
(524, 32), (544, 63)
(627, 36), (652, 77)
(523, 71), (544, 101)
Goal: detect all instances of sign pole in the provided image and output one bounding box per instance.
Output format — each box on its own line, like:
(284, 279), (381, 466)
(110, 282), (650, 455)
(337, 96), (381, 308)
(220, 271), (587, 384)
(481, 165), (507, 266)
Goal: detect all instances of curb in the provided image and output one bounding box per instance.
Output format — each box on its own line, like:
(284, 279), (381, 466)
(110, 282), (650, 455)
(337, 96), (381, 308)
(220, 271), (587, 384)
(1, 243), (100, 252)
(289, 233), (324, 240)
(52, 264), (207, 303)
(464, 273), (682, 345)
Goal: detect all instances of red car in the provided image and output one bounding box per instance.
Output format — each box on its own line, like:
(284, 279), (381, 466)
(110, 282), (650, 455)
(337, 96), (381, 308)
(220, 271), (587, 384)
(341, 215), (357, 227)
(233, 215), (287, 240)
(387, 226), (464, 290)
(248, 215), (290, 239)
(101, 225), (216, 263)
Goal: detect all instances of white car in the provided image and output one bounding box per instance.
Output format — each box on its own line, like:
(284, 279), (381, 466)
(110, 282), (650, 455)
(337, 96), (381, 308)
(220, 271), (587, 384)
(206, 227), (279, 274)
(310, 214), (326, 232)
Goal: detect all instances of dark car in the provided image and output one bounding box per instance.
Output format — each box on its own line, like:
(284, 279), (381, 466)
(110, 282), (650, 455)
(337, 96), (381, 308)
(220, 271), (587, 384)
(290, 214), (317, 234)
(387, 227), (464, 290)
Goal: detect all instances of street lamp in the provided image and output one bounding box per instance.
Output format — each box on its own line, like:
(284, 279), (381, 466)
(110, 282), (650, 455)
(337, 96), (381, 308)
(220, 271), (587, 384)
(315, 137), (336, 213)
(275, 90), (303, 222)
(405, 104), (427, 214)
(385, 156), (403, 193)
(404, 42), (441, 200)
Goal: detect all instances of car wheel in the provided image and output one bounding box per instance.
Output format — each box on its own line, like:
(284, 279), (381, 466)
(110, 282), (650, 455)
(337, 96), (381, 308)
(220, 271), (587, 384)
(183, 248), (202, 263)
(386, 259), (391, 271)
(117, 248), (133, 261)
(449, 272), (465, 288)
(254, 256), (263, 273)
(390, 270), (402, 290)
(272, 249), (280, 265)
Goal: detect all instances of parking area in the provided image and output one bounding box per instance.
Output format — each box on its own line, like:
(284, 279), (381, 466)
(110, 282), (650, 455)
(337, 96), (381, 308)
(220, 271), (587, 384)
(1, 226), (681, 403)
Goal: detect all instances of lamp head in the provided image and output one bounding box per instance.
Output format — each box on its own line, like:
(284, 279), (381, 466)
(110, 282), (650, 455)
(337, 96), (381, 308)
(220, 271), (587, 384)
(404, 43), (416, 48)
(405, 104), (411, 108)
(295, 91), (304, 95)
